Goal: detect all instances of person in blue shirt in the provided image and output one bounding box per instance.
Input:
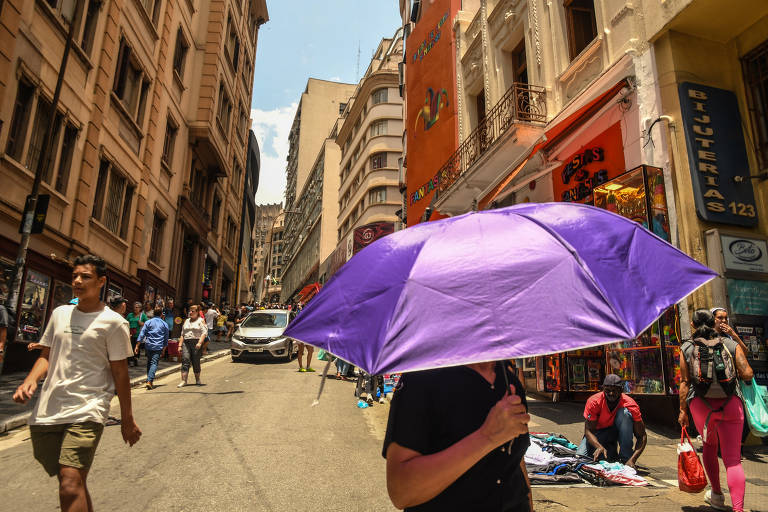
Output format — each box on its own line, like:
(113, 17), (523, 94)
(136, 306), (169, 389)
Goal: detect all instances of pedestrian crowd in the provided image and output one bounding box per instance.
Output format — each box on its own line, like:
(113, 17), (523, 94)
(5, 252), (764, 512)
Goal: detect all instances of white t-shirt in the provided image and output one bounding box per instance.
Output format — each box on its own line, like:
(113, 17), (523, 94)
(204, 309), (219, 330)
(29, 304), (133, 426)
(181, 317), (208, 341)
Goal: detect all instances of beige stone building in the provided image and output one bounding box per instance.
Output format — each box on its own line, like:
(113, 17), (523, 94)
(327, 35), (404, 278)
(280, 78), (356, 302)
(0, 0), (268, 370)
(249, 201), (280, 302)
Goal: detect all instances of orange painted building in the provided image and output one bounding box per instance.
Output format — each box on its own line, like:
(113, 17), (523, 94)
(404, 0), (461, 226)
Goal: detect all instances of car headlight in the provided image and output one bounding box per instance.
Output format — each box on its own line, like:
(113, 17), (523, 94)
(232, 334), (244, 341)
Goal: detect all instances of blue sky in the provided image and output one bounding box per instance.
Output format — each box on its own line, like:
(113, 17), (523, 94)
(250, 1), (402, 205)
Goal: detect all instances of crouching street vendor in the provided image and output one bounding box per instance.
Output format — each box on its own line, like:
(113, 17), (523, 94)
(576, 374), (647, 468)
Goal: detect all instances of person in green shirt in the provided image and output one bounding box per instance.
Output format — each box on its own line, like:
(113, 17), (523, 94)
(126, 302), (147, 366)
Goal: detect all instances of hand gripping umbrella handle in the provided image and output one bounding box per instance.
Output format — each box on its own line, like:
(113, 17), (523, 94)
(501, 360), (515, 453)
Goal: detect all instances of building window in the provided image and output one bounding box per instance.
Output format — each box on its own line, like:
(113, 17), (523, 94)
(370, 119), (387, 137)
(80, 0), (102, 57)
(339, 102), (347, 115)
(742, 39), (768, 170)
(6, 80), (34, 161)
(7, 80), (78, 192)
(368, 186), (387, 204)
(161, 116), (178, 170)
(238, 107), (248, 141)
(211, 194), (221, 233)
(225, 14), (240, 71)
(232, 160), (242, 190)
(141, 0), (162, 26)
(26, 96), (59, 178)
(226, 217), (237, 250)
(564, 0), (597, 60)
(372, 88), (388, 105)
(113, 37), (151, 127)
(217, 82), (233, 134)
(370, 152), (387, 170)
(149, 210), (166, 263)
(54, 124), (78, 194)
(92, 158), (134, 239)
(172, 28), (189, 80)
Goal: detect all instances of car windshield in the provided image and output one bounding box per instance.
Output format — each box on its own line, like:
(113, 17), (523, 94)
(241, 313), (287, 328)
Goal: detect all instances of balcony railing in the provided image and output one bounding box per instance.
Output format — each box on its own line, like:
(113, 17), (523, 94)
(434, 83), (546, 201)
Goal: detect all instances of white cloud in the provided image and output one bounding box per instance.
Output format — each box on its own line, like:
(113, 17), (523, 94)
(329, 76), (342, 82)
(251, 103), (297, 206)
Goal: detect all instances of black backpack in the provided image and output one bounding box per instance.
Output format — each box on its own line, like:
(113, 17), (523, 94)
(682, 337), (738, 397)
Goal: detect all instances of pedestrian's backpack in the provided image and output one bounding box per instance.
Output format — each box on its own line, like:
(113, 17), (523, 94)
(682, 337), (738, 397)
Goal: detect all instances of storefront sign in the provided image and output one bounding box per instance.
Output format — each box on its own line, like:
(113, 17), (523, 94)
(721, 235), (768, 274)
(678, 83), (758, 227)
(727, 279), (768, 316)
(353, 222), (394, 254)
(553, 122), (625, 203)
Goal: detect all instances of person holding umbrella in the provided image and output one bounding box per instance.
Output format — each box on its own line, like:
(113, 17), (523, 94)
(383, 361), (532, 511)
(282, 203), (719, 511)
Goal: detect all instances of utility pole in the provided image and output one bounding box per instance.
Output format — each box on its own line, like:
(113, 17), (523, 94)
(3, 0), (83, 338)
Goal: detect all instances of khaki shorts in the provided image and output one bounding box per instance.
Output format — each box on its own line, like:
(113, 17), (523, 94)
(29, 421), (104, 476)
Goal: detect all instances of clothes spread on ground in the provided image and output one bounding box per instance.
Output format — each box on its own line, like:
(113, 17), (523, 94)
(525, 433), (648, 487)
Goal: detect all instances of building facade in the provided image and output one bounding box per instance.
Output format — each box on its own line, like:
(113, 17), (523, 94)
(262, 212), (284, 303)
(0, 0), (268, 371)
(250, 202), (281, 302)
(321, 34), (405, 280)
(280, 78), (356, 302)
(399, 0), (768, 419)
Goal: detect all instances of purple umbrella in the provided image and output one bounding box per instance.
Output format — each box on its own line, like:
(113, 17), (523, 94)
(285, 203), (717, 376)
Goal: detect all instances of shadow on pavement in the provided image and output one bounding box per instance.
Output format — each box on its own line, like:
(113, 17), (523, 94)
(149, 390), (246, 395)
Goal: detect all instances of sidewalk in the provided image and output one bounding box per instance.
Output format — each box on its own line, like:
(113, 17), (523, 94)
(525, 394), (768, 512)
(0, 337), (233, 433)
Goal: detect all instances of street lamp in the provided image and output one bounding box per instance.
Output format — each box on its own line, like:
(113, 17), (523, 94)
(260, 209), (299, 302)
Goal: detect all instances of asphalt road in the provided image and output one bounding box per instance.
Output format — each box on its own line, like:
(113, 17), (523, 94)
(0, 356), (398, 512)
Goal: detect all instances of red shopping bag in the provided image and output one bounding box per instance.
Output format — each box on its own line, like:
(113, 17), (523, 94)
(677, 427), (707, 493)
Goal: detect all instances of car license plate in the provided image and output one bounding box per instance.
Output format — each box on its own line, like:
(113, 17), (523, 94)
(250, 348), (264, 352)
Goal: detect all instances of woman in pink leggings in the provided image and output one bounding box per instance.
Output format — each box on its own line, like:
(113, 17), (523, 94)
(679, 309), (753, 512)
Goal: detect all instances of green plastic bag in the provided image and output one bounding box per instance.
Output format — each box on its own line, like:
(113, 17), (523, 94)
(740, 378), (768, 437)
(317, 349), (332, 361)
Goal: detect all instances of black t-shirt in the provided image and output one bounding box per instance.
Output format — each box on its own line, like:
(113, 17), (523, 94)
(383, 363), (530, 512)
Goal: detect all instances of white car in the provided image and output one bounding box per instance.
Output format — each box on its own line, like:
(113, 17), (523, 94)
(230, 309), (297, 362)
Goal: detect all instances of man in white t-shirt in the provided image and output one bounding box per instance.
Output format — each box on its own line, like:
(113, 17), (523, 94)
(13, 254), (141, 511)
(203, 302), (219, 348)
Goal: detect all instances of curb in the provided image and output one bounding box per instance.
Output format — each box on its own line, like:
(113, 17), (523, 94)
(0, 349), (231, 434)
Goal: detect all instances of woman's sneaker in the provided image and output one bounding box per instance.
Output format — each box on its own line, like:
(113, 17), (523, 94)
(704, 490), (728, 511)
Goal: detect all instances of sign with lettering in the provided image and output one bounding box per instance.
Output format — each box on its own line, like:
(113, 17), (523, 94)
(678, 83), (758, 226)
(552, 122), (625, 203)
(721, 235), (768, 274)
(727, 279), (768, 316)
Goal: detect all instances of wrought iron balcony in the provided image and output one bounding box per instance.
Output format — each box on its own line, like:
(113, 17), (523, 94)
(434, 83), (546, 201)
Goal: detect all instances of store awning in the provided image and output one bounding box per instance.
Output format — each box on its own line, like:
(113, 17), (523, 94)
(297, 283), (321, 303)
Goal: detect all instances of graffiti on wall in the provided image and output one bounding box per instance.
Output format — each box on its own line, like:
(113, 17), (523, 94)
(415, 88), (450, 131)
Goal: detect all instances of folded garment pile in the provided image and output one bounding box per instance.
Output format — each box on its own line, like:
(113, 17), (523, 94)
(525, 433), (648, 486)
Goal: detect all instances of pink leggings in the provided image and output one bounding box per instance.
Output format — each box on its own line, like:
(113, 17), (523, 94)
(689, 396), (745, 511)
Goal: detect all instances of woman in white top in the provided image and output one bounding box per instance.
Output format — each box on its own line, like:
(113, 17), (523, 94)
(178, 304), (207, 387)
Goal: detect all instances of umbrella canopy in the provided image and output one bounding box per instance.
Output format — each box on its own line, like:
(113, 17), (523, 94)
(284, 203), (717, 375)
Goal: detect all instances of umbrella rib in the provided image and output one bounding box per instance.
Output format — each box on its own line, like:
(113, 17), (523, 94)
(509, 209), (632, 336)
